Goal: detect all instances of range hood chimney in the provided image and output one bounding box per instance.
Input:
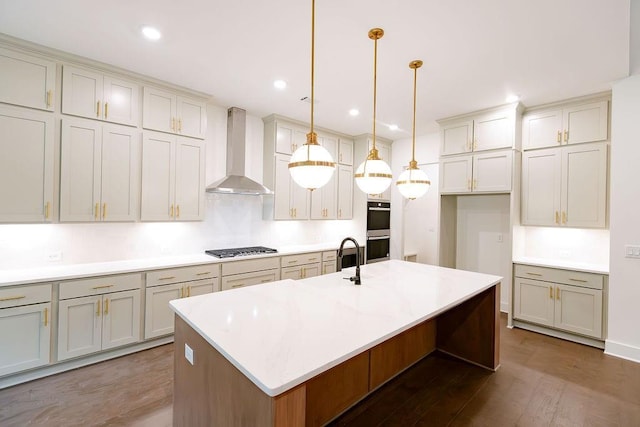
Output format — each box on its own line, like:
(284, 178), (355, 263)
(206, 107), (273, 195)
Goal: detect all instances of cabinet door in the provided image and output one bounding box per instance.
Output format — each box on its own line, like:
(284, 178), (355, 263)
(142, 87), (176, 134)
(522, 148), (562, 226)
(302, 263), (321, 279)
(221, 270), (280, 291)
(177, 96), (207, 139)
(273, 153), (293, 220)
(0, 105), (54, 222)
(474, 111), (512, 151)
(472, 150), (512, 192)
(311, 169), (337, 220)
(338, 138), (354, 166)
(513, 278), (554, 327)
(561, 142), (607, 228)
(555, 284), (603, 339)
(62, 66), (104, 120)
(175, 137), (205, 220)
(281, 266), (303, 280)
(102, 290), (141, 350)
(0, 302), (51, 376)
(103, 76), (139, 126)
(337, 165), (353, 219)
(439, 155), (473, 194)
(522, 109), (563, 150)
(275, 122), (294, 154)
(58, 295), (102, 361)
(563, 101), (608, 145)
(60, 119), (102, 222)
(319, 135), (338, 162)
(144, 283), (182, 339)
(322, 260), (337, 275)
(141, 132), (175, 221)
(186, 278), (218, 296)
(100, 125), (139, 221)
(290, 176), (310, 219)
(0, 47), (56, 111)
(441, 120), (473, 156)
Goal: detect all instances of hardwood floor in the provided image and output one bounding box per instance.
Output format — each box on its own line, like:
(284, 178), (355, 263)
(1, 315), (639, 426)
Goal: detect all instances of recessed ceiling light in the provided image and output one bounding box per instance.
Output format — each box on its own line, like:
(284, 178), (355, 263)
(141, 26), (162, 41)
(388, 124), (399, 131)
(349, 108), (359, 117)
(273, 80), (287, 90)
(506, 94), (520, 103)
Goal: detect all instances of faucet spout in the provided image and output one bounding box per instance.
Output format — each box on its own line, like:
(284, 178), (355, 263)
(338, 237), (361, 285)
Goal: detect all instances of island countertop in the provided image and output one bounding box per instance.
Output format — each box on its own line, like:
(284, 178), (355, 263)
(169, 260), (502, 397)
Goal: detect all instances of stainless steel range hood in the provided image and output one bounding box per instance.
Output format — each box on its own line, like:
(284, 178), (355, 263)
(206, 107), (273, 195)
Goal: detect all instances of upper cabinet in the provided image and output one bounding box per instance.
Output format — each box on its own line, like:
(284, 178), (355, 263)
(522, 99), (608, 150)
(142, 87), (207, 139)
(440, 104), (522, 156)
(338, 138), (354, 166)
(62, 65), (139, 126)
(440, 150), (514, 194)
(0, 47), (56, 111)
(0, 105), (54, 223)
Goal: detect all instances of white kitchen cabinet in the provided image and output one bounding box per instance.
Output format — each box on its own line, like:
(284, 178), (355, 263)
(0, 284), (51, 377)
(221, 257), (280, 291)
(322, 251), (337, 275)
(522, 142), (607, 227)
(60, 118), (139, 222)
(0, 105), (54, 222)
(337, 165), (354, 219)
(58, 274), (142, 361)
(440, 150), (512, 194)
(140, 131), (205, 221)
(311, 168), (337, 220)
(281, 252), (322, 280)
(274, 122), (308, 155)
(513, 264), (604, 340)
(142, 87), (207, 139)
(272, 153), (309, 220)
(144, 264), (219, 339)
(62, 65), (139, 126)
(338, 138), (354, 166)
(0, 47), (56, 111)
(522, 100), (608, 150)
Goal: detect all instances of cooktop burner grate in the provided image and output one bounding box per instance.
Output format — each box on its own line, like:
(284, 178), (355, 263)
(205, 246), (278, 258)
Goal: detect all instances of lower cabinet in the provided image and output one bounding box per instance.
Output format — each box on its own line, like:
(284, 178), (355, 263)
(281, 252), (321, 280)
(58, 274), (142, 361)
(322, 250), (337, 275)
(221, 257), (281, 291)
(0, 284), (52, 377)
(513, 264), (604, 339)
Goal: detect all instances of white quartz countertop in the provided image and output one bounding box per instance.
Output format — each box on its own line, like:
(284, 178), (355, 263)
(170, 260), (502, 397)
(513, 256), (609, 274)
(0, 243), (342, 287)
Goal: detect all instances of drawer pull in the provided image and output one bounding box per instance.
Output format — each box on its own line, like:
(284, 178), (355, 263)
(526, 272), (542, 276)
(308, 257), (317, 261)
(158, 276), (176, 281)
(104, 298), (109, 315)
(549, 286), (553, 299)
(92, 285), (113, 290)
(287, 260), (297, 264)
(231, 284), (245, 288)
(0, 295), (26, 302)
(196, 272), (211, 276)
(96, 300), (101, 317)
(180, 287), (183, 298)
(569, 278), (588, 283)
(260, 279), (271, 283)
(187, 286), (191, 297)
(44, 307), (48, 327)
(556, 287), (561, 300)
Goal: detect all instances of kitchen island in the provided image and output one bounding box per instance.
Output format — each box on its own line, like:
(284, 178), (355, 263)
(169, 260), (501, 426)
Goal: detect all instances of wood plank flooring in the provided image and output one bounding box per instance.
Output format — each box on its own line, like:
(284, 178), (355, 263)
(1, 314), (639, 426)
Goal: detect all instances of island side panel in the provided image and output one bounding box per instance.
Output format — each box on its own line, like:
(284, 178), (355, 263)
(173, 315), (274, 427)
(435, 283), (501, 370)
(369, 319), (437, 390)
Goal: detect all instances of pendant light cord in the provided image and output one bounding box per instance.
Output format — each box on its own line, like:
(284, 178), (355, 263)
(411, 64), (417, 163)
(310, 0), (315, 136)
(372, 35), (377, 151)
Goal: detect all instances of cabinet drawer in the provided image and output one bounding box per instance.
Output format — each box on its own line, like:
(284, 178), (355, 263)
(221, 269), (281, 291)
(0, 284), (52, 309)
(221, 257), (280, 276)
(146, 264), (219, 287)
(322, 251), (337, 262)
(514, 264), (603, 290)
(281, 252), (321, 267)
(60, 273), (142, 300)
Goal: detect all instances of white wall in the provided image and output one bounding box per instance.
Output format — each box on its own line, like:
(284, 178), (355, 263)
(0, 105), (363, 270)
(607, 74), (640, 362)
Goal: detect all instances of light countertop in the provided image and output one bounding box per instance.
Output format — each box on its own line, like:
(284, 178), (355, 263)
(512, 256), (609, 275)
(169, 260), (502, 397)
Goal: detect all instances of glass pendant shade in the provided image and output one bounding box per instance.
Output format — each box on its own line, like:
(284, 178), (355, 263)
(397, 165), (430, 200)
(355, 156), (393, 195)
(289, 139), (335, 190)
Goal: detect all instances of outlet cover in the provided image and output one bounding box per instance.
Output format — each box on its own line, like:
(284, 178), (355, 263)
(46, 251), (62, 262)
(185, 343), (194, 365)
(625, 245), (640, 259)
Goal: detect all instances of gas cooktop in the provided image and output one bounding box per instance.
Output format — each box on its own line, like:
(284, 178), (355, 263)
(205, 246), (278, 259)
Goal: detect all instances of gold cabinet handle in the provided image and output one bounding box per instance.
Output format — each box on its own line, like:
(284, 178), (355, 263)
(196, 272), (211, 276)
(170, 204), (174, 218)
(104, 298), (109, 315)
(96, 300), (101, 317)
(294, 208), (297, 218)
(562, 211), (567, 224)
(338, 208), (342, 218)
(158, 276), (176, 280)
(46, 90), (53, 108)
(45, 202), (50, 220)
(569, 278), (588, 283)
(301, 267), (306, 278)
(549, 286), (553, 299)
(556, 287), (560, 300)
(44, 307), (48, 327)
(260, 279), (271, 283)
(287, 260), (297, 264)
(178, 118), (182, 132)
(526, 272), (542, 276)
(563, 129), (568, 143)
(102, 203), (107, 219)
(557, 130), (562, 144)
(231, 284), (245, 289)
(290, 208), (293, 218)
(187, 286), (191, 297)
(473, 179), (477, 190)
(555, 211), (560, 224)
(97, 101), (101, 118)
(473, 138), (478, 150)
(92, 285), (114, 290)
(171, 117), (176, 131)
(176, 205), (180, 219)
(95, 202), (99, 220)
(0, 295), (26, 302)
(180, 287), (183, 298)
(104, 102), (109, 119)
(340, 153), (343, 162)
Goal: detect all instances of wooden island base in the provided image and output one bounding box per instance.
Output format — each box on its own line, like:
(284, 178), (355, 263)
(173, 284), (499, 427)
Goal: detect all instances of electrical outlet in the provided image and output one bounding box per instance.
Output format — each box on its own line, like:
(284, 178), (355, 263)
(497, 234), (503, 243)
(625, 245), (640, 259)
(46, 251), (62, 262)
(185, 343), (194, 365)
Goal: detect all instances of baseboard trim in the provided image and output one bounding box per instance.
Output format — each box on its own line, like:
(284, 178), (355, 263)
(500, 302), (509, 313)
(604, 339), (640, 364)
(512, 320), (604, 349)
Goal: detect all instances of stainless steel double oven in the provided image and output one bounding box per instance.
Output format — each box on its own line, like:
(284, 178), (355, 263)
(366, 201), (390, 263)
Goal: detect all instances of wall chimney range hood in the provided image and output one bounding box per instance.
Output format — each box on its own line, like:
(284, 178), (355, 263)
(206, 107), (273, 195)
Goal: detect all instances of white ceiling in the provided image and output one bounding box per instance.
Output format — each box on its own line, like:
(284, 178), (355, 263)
(0, 0), (631, 140)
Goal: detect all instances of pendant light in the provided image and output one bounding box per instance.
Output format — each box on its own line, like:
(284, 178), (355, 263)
(355, 28), (393, 195)
(396, 60), (430, 200)
(288, 0), (336, 191)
